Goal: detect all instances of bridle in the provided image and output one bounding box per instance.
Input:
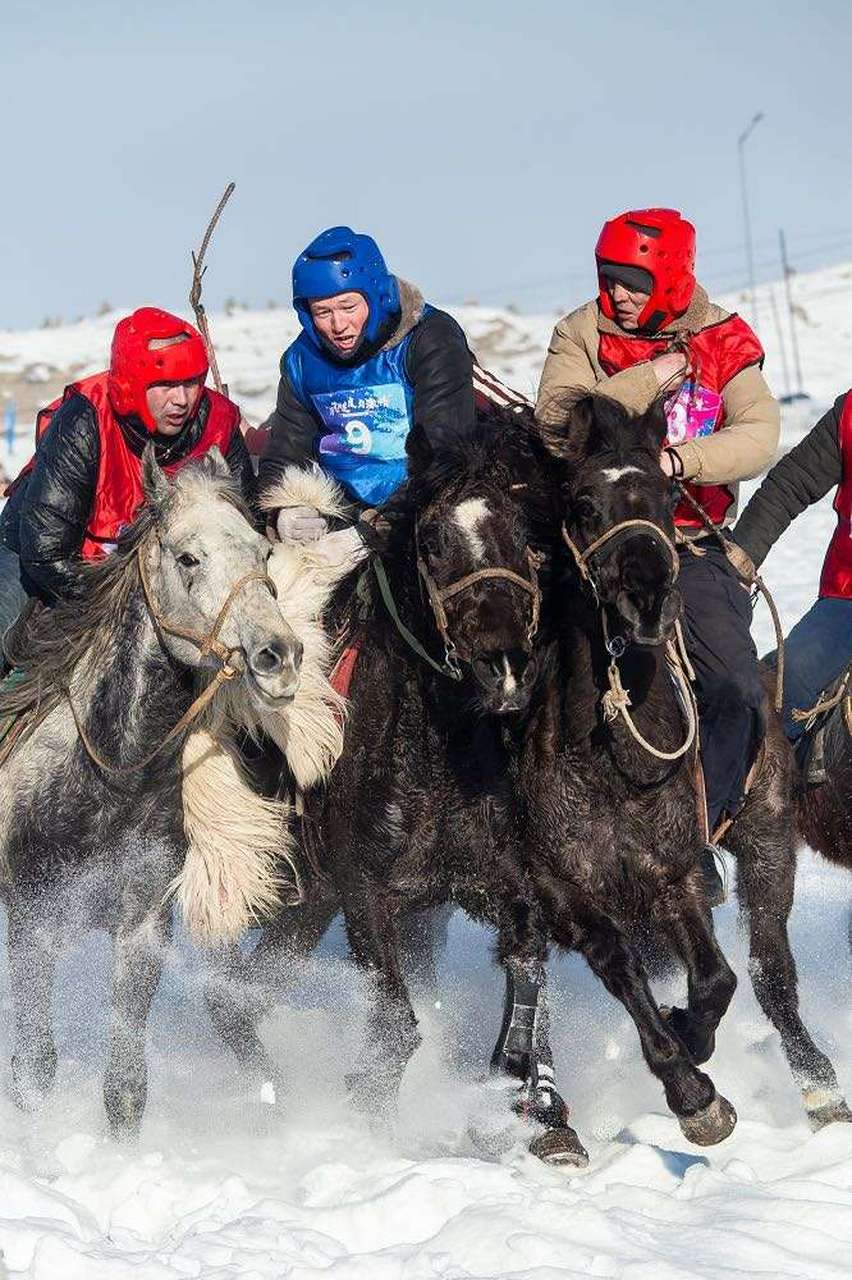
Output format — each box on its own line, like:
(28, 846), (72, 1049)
(66, 541), (278, 776)
(416, 531), (544, 679)
(560, 514), (697, 763)
(561, 517), (680, 610)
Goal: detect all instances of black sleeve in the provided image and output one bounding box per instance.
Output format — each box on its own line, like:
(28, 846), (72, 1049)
(405, 309), (476, 448)
(222, 420), (260, 516)
(17, 393), (99, 602)
(256, 370), (319, 499)
(731, 395), (844, 568)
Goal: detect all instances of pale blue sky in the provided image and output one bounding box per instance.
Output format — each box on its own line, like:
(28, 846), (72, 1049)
(3, 0), (851, 327)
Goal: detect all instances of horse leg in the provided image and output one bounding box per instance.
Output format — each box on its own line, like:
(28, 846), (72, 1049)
(654, 870), (738, 1065)
(398, 901), (453, 1003)
(103, 909), (171, 1139)
(487, 897), (588, 1165)
(554, 902), (737, 1145)
(341, 888), (420, 1114)
(731, 819), (852, 1128)
(7, 899), (59, 1110)
(205, 900), (338, 1090)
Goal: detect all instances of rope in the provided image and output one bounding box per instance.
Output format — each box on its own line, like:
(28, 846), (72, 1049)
(791, 667), (851, 725)
(418, 546), (543, 650)
(562, 518), (680, 588)
(65, 660), (241, 776)
(67, 543), (273, 776)
(372, 556), (463, 680)
(599, 611), (698, 762)
(673, 481), (785, 715)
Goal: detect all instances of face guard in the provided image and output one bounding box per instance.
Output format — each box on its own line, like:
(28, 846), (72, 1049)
(596, 208), (696, 333)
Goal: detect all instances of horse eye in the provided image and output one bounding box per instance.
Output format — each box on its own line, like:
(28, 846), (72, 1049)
(177, 552), (199, 569)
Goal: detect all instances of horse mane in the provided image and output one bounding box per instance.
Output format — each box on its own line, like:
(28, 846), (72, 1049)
(0, 465), (250, 721)
(539, 390), (669, 469)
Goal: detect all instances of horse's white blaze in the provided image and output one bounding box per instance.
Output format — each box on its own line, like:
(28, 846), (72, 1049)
(453, 497), (491, 563)
(501, 654), (517, 696)
(602, 465), (643, 483)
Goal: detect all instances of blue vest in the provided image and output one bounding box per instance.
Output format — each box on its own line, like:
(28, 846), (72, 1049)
(284, 311), (432, 506)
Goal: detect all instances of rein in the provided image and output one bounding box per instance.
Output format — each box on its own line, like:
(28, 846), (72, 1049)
(417, 546), (544, 663)
(67, 545), (277, 776)
(673, 480), (785, 715)
(561, 516), (696, 763)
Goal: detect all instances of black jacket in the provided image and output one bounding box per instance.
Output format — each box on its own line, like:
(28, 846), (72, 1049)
(256, 286), (476, 504)
(731, 394), (844, 568)
(0, 390), (254, 602)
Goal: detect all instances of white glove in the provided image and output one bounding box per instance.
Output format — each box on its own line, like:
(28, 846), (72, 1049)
(275, 506), (328, 544)
(317, 526), (369, 569)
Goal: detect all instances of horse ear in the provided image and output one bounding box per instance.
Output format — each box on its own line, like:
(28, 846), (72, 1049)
(406, 422), (433, 473)
(141, 443), (170, 510)
(642, 394), (670, 453)
(539, 392), (595, 467)
(200, 446), (231, 481)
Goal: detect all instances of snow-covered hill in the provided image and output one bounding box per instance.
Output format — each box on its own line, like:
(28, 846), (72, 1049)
(0, 265), (850, 1278)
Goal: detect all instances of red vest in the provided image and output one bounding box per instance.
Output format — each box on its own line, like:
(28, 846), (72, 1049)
(17, 373), (239, 559)
(819, 391), (852, 600)
(597, 314), (764, 528)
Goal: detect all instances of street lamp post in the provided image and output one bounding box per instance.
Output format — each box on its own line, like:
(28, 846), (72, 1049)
(737, 111), (764, 330)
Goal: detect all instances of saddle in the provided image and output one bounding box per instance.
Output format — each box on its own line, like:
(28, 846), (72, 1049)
(794, 667), (852, 786)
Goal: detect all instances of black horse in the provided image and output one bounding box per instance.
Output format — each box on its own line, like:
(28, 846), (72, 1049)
(529, 392), (850, 1139)
(206, 407), (590, 1165)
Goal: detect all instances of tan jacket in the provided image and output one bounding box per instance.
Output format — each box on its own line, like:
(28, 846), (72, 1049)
(536, 286), (780, 522)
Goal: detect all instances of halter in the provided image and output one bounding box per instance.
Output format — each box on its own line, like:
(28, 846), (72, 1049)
(561, 515), (696, 763)
(561, 517), (680, 598)
(416, 545), (544, 677)
(67, 542), (278, 776)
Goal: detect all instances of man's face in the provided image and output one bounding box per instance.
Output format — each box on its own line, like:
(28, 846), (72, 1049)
(309, 291), (370, 356)
(145, 378), (204, 435)
(607, 281), (651, 331)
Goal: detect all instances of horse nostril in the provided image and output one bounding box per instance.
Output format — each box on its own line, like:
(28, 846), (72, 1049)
(251, 643), (285, 676)
(291, 638), (304, 670)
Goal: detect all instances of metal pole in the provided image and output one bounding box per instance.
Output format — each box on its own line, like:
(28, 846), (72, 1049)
(767, 285), (791, 400)
(737, 111), (764, 330)
(779, 228), (806, 396)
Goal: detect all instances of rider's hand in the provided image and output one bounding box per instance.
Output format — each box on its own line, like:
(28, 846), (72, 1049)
(273, 506), (328, 544)
(651, 351), (688, 389)
(659, 447), (684, 479)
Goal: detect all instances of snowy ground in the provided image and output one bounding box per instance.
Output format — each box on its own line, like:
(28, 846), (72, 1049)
(0, 266), (850, 1277)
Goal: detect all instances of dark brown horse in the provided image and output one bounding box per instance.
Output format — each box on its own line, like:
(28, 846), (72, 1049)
(534, 393), (851, 1138)
(206, 408), (590, 1165)
(795, 676), (852, 874)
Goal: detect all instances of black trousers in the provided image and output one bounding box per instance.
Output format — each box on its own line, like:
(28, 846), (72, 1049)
(678, 543), (764, 831)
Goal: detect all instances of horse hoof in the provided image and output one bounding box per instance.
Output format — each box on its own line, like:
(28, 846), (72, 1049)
(529, 1125), (589, 1168)
(678, 1092), (737, 1146)
(805, 1092), (852, 1131)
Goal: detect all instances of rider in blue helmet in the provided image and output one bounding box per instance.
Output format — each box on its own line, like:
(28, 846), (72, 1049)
(257, 226), (476, 539)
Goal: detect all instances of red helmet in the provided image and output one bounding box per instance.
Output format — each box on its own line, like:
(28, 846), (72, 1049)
(595, 208), (696, 332)
(108, 307), (209, 432)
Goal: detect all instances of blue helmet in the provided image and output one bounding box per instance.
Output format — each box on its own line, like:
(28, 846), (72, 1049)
(292, 226), (401, 349)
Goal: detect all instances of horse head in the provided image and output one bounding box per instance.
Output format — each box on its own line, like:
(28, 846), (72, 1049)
(549, 394), (682, 647)
(405, 417), (550, 714)
(141, 446), (303, 708)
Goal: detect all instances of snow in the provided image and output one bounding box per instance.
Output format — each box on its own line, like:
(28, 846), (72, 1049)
(0, 263), (851, 1278)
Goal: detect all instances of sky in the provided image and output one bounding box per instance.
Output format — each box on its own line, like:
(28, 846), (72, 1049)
(2, 0), (852, 329)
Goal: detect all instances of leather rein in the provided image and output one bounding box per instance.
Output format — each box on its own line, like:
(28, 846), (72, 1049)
(66, 544), (277, 776)
(561, 515), (697, 763)
(416, 543), (544, 679)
